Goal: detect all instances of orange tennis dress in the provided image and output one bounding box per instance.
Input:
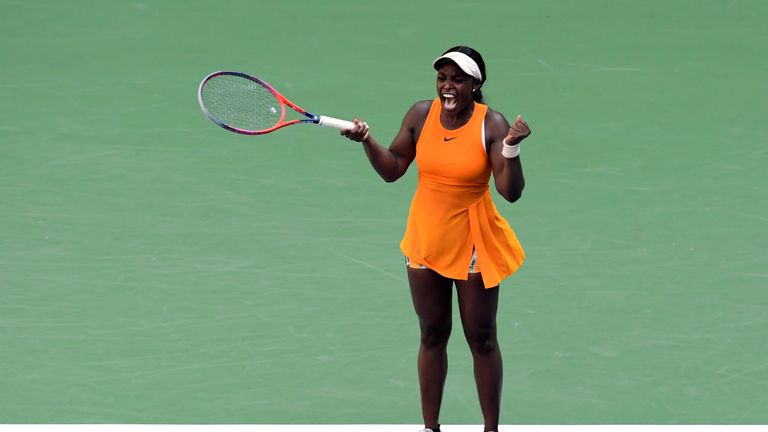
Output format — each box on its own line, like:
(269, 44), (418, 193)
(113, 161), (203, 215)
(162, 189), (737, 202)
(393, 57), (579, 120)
(400, 98), (525, 289)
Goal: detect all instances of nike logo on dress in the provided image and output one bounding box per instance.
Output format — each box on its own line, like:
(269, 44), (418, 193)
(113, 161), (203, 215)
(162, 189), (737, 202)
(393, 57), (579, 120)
(443, 136), (457, 141)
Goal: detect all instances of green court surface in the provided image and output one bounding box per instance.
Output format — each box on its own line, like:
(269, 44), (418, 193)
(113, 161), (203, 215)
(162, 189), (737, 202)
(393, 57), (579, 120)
(1, 0), (767, 426)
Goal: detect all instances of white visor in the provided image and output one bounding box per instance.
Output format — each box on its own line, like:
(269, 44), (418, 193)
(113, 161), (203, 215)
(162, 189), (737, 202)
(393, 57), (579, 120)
(432, 51), (483, 81)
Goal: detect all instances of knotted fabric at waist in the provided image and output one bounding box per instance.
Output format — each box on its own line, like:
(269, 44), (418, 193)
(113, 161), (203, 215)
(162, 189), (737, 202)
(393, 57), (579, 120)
(401, 176), (525, 288)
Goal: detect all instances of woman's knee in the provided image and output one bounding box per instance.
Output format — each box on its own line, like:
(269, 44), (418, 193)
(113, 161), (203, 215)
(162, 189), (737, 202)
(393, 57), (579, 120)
(420, 321), (452, 349)
(464, 325), (498, 356)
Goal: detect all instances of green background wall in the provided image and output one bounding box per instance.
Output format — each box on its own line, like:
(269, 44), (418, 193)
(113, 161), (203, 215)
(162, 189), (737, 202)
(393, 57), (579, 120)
(1, 0), (766, 424)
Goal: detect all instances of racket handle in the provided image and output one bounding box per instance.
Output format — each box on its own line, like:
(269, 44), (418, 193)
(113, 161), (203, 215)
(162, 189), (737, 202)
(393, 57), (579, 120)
(317, 115), (355, 130)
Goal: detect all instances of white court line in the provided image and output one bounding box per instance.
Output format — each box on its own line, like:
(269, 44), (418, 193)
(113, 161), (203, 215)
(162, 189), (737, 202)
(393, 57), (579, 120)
(0, 426), (767, 432)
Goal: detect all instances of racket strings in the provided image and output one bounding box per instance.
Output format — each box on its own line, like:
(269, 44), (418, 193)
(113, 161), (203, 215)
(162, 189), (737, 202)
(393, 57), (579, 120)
(201, 75), (282, 131)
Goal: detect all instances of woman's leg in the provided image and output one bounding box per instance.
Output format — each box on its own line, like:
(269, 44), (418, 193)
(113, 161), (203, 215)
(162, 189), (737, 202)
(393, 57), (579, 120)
(407, 266), (454, 431)
(456, 274), (501, 432)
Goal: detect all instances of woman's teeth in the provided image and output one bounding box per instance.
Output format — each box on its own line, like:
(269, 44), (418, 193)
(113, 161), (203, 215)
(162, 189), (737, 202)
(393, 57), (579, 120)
(443, 94), (457, 109)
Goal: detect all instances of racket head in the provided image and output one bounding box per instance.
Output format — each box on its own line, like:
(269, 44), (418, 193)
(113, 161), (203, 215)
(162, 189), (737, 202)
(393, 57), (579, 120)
(198, 71), (301, 135)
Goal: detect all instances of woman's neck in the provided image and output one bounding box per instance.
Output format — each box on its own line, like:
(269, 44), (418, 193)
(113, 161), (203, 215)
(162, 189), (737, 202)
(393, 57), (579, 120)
(440, 101), (475, 130)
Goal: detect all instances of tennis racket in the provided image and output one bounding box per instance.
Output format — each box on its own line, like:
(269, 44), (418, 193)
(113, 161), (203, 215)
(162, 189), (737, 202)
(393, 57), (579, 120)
(197, 71), (355, 135)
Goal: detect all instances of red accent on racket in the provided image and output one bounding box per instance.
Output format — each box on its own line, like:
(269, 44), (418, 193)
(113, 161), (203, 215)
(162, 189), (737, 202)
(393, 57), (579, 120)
(198, 71), (354, 135)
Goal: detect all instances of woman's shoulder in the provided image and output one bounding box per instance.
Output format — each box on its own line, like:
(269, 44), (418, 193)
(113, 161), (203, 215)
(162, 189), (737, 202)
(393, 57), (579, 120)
(403, 99), (434, 124)
(483, 106), (512, 140)
(410, 99), (434, 114)
(483, 106), (509, 125)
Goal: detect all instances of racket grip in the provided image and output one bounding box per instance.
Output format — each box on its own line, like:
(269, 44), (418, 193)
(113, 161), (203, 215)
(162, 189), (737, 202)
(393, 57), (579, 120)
(317, 115), (355, 130)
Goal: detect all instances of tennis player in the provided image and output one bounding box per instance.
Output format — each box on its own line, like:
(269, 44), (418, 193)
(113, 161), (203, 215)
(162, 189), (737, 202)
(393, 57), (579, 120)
(342, 46), (530, 432)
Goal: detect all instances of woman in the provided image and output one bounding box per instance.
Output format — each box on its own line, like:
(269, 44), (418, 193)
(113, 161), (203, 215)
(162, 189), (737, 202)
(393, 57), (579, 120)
(342, 46), (531, 432)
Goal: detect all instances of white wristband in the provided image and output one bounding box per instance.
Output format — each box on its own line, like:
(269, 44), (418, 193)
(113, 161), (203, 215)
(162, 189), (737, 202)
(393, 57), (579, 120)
(501, 138), (520, 159)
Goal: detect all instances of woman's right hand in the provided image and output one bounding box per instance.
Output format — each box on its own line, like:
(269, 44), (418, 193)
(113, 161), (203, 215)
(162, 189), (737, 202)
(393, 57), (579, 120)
(341, 118), (370, 143)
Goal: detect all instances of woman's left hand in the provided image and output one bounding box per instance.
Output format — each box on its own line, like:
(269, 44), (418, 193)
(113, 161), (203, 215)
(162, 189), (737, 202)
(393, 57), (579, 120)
(504, 115), (531, 145)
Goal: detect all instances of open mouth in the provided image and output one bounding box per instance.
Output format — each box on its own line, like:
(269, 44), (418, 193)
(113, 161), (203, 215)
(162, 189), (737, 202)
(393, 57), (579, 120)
(442, 93), (457, 110)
